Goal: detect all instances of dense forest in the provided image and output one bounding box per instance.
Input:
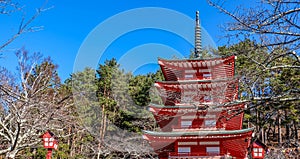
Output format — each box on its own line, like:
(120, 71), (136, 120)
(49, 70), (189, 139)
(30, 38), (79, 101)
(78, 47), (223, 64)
(0, 0), (299, 158)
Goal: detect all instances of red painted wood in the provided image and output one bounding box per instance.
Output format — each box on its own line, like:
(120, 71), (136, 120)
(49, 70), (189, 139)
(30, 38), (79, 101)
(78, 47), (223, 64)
(46, 149), (52, 159)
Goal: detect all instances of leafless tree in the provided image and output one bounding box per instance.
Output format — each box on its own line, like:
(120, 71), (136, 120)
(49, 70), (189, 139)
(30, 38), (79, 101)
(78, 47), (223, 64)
(207, 0), (300, 148)
(0, 50), (73, 158)
(206, 0), (300, 107)
(208, 0), (300, 74)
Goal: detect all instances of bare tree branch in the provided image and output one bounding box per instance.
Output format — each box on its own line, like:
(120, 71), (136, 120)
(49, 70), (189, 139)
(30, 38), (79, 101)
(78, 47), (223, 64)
(0, 0), (50, 52)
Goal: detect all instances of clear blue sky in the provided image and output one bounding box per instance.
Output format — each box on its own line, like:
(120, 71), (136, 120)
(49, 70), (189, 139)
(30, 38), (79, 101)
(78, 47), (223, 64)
(0, 0), (251, 81)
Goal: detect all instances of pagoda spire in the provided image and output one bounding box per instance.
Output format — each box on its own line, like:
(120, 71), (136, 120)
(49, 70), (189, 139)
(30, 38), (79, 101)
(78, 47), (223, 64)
(194, 11), (202, 58)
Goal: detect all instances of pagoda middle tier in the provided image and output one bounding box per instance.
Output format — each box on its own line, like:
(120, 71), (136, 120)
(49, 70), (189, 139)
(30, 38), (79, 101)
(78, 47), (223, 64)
(149, 102), (245, 132)
(155, 78), (239, 106)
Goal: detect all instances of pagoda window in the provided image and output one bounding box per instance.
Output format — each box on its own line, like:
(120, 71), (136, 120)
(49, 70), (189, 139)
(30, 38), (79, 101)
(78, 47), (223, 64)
(253, 148), (263, 157)
(181, 120), (192, 128)
(199, 141), (220, 145)
(178, 147), (191, 154)
(203, 96), (212, 103)
(203, 73), (211, 79)
(185, 69), (197, 73)
(204, 119), (216, 127)
(206, 147), (220, 156)
(178, 142), (198, 145)
(185, 74), (194, 79)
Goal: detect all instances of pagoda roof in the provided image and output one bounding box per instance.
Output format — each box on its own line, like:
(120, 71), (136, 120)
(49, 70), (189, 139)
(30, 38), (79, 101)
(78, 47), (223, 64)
(143, 127), (254, 137)
(158, 55), (235, 67)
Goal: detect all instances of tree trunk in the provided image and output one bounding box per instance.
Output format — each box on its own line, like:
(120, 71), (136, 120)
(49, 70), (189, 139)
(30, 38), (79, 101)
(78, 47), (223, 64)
(277, 111), (282, 147)
(294, 120), (298, 146)
(261, 127), (265, 143)
(97, 152), (101, 159)
(264, 128), (268, 145)
(70, 127), (76, 157)
(67, 126), (72, 156)
(97, 104), (105, 158)
(256, 108), (260, 134)
(260, 111), (265, 143)
(5, 150), (18, 159)
(266, 122), (273, 144)
(285, 109), (290, 147)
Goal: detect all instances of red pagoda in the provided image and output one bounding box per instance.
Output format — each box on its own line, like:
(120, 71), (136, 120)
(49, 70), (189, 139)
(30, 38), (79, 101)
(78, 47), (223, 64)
(143, 11), (254, 159)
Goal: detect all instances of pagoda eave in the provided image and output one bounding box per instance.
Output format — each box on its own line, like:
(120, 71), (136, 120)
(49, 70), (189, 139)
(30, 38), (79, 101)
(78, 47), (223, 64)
(143, 127), (254, 139)
(148, 102), (246, 114)
(155, 77), (238, 85)
(154, 78), (239, 90)
(149, 102), (246, 109)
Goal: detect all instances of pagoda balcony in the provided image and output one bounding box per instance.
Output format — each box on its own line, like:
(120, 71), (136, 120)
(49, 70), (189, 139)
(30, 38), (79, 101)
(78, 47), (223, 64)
(168, 152), (223, 159)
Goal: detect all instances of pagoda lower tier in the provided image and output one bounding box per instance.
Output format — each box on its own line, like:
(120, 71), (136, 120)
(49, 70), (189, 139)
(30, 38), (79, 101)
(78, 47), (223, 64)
(149, 102), (245, 132)
(143, 127), (254, 159)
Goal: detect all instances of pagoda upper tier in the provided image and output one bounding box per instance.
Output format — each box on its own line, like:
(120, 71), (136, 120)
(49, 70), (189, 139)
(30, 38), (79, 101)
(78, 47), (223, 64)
(158, 55), (235, 81)
(155, 78), (239, 106)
